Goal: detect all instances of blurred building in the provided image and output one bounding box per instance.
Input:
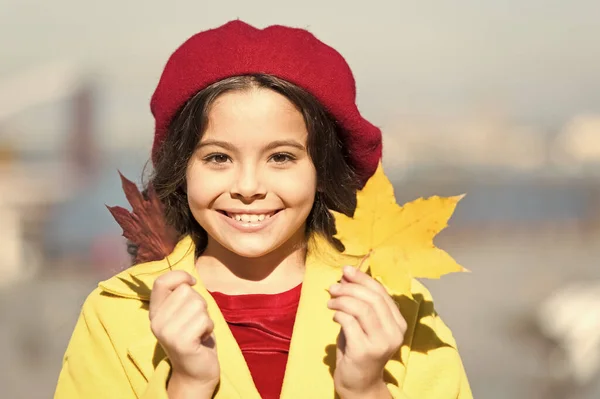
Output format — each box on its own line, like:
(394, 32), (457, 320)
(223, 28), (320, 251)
(0, 63), (101, 287)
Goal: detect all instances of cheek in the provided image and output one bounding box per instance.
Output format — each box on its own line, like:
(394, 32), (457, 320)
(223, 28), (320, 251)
(186, 182), (210, 209)
(185, 169), (226, 210)
(273, 165), (317, 206)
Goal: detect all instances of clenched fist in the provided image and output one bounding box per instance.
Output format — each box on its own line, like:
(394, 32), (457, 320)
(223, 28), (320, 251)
(328, 266), (406, 399)
(149, 271), (219, 398)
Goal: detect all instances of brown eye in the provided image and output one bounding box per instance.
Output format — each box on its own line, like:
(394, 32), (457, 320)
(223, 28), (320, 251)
(203, 153), (231, 164)
(269, 153), (295, 164)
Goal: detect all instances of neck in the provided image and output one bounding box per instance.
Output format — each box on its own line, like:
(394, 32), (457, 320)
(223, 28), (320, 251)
(196, 232), (307, 295)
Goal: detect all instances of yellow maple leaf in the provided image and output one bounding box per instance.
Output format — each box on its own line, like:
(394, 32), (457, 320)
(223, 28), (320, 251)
(331, 162), (467, 295)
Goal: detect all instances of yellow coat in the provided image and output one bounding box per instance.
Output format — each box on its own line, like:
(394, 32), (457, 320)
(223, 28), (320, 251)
(54, 236), (472, 399)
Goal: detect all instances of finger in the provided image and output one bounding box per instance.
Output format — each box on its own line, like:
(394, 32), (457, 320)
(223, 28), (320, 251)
(342, 266), (388, 297)
(177, 298), (213, 341)
(150, 271), (197, 318)
(180, 313), (215, 347)
(161, 291), (207, 329)
(333, 311), (368, 351)
(328, 296), (383, 339)
(329, 282), (399, 337)
(341, 266), (405, 328)
(152, 284), (205, 328)
(167, 312), (213, 350)
(155, 297), (211, 348)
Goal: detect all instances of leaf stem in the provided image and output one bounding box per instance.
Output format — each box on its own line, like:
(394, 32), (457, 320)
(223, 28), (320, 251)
(357, 251), (372, 272)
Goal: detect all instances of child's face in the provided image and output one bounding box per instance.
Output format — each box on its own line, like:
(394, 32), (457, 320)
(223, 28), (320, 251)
(186, 88), (317, 258)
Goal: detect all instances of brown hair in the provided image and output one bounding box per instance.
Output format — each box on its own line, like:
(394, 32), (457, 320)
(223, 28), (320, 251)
(147, 74), (359, 256)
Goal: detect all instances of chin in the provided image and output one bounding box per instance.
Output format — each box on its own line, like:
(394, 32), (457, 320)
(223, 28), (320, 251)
(223, 236), (284, 259)
(227, 246), (273, 259)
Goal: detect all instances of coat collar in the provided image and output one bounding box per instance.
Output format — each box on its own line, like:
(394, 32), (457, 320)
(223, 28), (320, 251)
(99, 236), (196, 301)
(99, 235), (417, 398)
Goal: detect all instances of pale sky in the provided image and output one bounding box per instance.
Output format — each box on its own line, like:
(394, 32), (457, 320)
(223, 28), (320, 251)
(1, 0), (599, 150)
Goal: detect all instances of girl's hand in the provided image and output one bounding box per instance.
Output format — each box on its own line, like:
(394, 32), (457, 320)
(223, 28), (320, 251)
(149, 271), (220, 397)
(328, 266), (407, 399)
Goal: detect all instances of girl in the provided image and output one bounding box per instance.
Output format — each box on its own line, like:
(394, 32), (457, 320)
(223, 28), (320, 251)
(55, 20), (472, 399)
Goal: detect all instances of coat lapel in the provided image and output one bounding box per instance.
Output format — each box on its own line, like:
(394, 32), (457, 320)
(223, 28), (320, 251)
(280, 248), (343, 398)
(194, 278), (263, 399)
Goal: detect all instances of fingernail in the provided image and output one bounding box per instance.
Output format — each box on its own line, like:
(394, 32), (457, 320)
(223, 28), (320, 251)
(329, 283), (341, 293)
(343, 265), (355, 276)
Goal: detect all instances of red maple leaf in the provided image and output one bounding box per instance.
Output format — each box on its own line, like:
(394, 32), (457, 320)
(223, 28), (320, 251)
(106, 172), (179, 264)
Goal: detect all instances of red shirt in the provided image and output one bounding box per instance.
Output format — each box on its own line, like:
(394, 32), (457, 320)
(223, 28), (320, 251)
(210, 284), (302, 399)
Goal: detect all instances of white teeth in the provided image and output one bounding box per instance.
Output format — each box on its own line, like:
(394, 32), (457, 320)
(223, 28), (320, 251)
(227, 213), (274, 223)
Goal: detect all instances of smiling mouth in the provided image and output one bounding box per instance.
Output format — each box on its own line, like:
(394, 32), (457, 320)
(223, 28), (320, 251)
(217, 210), (282, 223)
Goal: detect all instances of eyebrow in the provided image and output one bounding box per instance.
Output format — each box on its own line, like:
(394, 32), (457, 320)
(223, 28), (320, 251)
(197, 139), (306, 152)
(264, 140), (306, 151)
(196, 140), (236, 151)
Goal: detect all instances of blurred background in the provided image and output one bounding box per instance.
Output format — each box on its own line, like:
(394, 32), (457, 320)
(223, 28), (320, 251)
(1, 1), (600, 398)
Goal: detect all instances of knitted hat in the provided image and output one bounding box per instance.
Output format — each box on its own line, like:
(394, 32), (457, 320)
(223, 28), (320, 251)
(150, 20), (382, 184)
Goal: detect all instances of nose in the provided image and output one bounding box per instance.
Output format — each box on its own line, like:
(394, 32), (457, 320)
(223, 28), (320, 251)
(230, 165), (267, 202)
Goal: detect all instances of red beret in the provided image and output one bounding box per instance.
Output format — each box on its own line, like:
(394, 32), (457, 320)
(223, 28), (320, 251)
(150, 20), (382, 184)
